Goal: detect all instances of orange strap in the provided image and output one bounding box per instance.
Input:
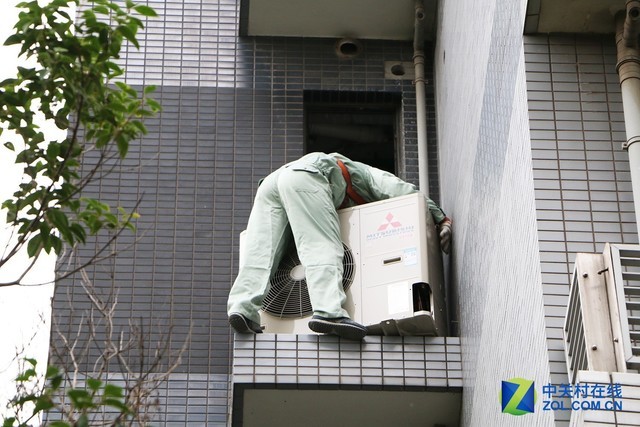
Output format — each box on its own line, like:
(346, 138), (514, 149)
(336, 159), (367, 208)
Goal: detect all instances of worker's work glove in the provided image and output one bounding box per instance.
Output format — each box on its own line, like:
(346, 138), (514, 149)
(438, 217), (452, 254)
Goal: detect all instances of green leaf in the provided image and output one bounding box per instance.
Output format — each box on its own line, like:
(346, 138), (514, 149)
(133, 5), (157, 17)
(49, 0), (71, 8)
(47, 209), (69, 230)
(2, 417), (16, 427)
(31, 132), (44, 145)
(45, 365), (59, 378)
(116, 135), (128, 157)
(6, 209), (17, 224)
(87, 218), (103, 235)
(4, 34), (23, 46)
(15, 394), (36, 406)
(131, 120), (147, 134)
(33, 395), (55, 413)
(103, 383), (124, 398)
(93, 5), (110, 15)
(117, 24), (139, 49)
(26, 234), (41, 257)
(98, 200), (112, 212)
(146, 98), (161, 112)
(39, 223), (51, 251)
(16, 66), (35, 78)
(106, 0), (123, 13)
(15, 368), (36, 381)
(67, 389), (93, 409)
(106, 60), (123, 77)
(0, 77), (18, 86)
(49, 235), (62, 254)
(87, 377), (101, 391)
(103, 212), (118, 226)
(46, 141), (60, 161)
(69, 223), (86, 244)
(4, 141), (15, 151)
(129, 16), (144, 30)
(76, 414), (88, 427)
(50, 374), (63, 390)
(114, 81), (137, 97)
(82, 9), (97, 22)
(103, 397), (129, 413)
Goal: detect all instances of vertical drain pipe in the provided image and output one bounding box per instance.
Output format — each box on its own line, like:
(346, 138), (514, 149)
(414, 0), (429, 194)
(616, 1), (640, 234)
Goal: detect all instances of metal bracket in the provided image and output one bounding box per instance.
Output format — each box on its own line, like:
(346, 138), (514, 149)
(622, 135), (640, 150)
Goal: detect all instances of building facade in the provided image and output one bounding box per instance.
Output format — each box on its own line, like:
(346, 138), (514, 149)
(51, 0), (640, 426)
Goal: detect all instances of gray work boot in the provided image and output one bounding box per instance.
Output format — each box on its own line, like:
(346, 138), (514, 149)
(308, 315), (367, 341)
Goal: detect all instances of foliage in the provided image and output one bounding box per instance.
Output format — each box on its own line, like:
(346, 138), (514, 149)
(3, 359), (131, 427)
(2, 278), (189, 426)
(0, 1), (179, 426)
(0, 0), (160, 284)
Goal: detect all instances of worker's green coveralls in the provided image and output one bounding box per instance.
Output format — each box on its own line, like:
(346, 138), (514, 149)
(227, 152), (447, 325)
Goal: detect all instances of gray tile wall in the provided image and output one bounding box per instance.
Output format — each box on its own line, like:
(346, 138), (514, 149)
(51, 1), (441, 425)
(43, 373), (229, 426)
(525, 34), (639, 426)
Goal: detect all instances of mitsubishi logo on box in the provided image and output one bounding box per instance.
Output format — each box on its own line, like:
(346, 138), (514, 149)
(378, 213), (402, 231)
(366, 211), (415, 241)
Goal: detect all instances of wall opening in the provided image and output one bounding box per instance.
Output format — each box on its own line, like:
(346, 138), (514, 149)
(303, 91), (401, 174)
(233, 384), (462, 427)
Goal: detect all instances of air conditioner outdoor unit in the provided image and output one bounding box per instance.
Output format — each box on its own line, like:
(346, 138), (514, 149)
(240, 192), (448, 336)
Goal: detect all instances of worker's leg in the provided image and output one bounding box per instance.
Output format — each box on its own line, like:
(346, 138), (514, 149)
(227, 171), (291, 326)
(277, 167), (349, 319)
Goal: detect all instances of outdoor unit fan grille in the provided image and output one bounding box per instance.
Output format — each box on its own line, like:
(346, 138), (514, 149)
(262, 243), (355, 318)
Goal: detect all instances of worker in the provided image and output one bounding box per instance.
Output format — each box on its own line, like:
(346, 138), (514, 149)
(227, 152), (452, 340)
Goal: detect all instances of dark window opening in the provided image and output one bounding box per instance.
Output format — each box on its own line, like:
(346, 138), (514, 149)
(304, 91), (401, 174)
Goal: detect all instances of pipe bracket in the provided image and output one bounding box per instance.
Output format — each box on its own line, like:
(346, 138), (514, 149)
(623, 135), (640, 150)
(624, 0), (640, 47)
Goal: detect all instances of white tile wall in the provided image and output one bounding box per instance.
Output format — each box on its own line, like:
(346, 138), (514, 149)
(436, 0), (554, 425)
(232, 334), (462, 388)
(569, 371), (640, 426)
(437, 1), (638, 426)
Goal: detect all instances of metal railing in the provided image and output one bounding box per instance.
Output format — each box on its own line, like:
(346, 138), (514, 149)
(564, 269), (588, 384)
